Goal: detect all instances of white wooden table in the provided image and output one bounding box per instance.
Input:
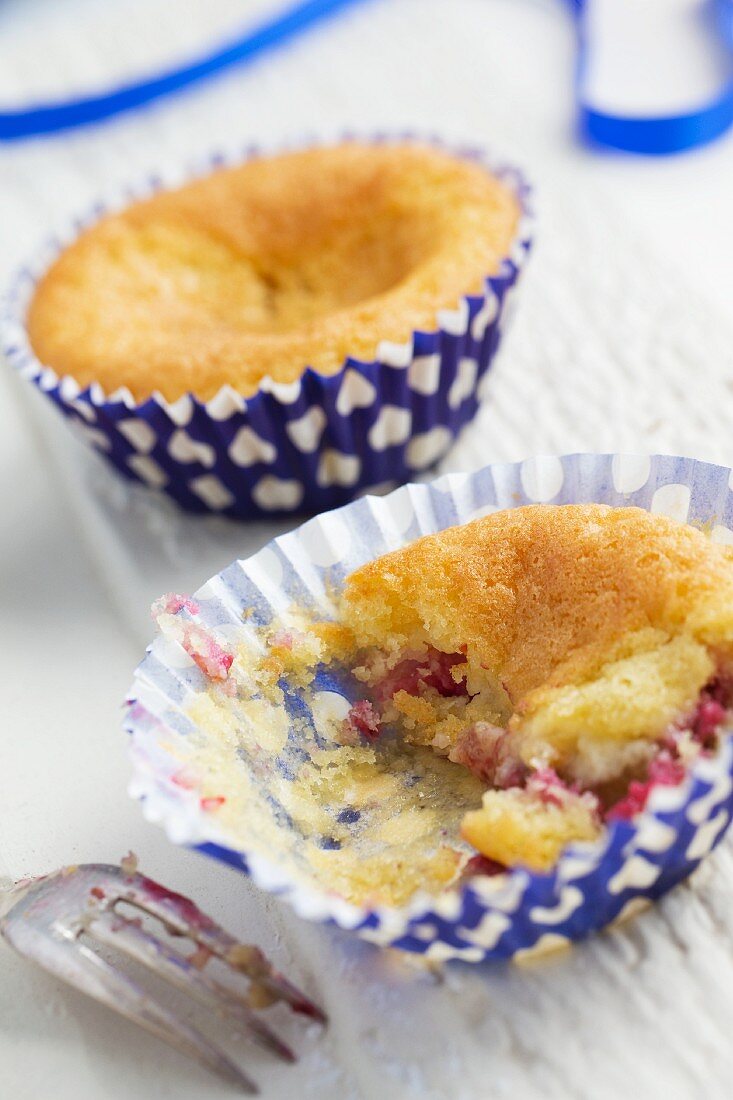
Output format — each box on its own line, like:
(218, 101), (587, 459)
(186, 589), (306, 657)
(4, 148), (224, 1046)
(3, 2), (733, 1097)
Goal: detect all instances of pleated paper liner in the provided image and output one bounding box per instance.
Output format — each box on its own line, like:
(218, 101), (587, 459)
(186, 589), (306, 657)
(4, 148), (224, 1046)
(1, 136), (533, 519)
(125, 454), (733, 961)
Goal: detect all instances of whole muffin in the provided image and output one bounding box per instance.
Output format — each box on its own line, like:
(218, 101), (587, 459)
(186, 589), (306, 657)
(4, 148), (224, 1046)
(27, 142), (520, 402)
(8, 139), (531, 517)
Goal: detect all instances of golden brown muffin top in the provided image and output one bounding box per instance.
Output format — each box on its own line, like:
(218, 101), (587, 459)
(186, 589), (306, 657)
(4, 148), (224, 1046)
(342, 504), (733, 704)
(27, 142), (520, 402)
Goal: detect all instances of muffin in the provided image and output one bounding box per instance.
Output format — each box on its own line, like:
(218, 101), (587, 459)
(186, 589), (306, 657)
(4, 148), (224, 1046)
(6, 139), (532, 516)
(28, 143), (521, 402)
(150, 502), (733, 899)
(126, 453), (733, 960)
(302, 504), (733, 873)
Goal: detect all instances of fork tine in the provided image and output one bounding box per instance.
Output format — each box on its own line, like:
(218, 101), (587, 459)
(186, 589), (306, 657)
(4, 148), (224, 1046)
(85, 910), (296, 1063)
(2, 921), (258, 1094)
(119, 872), (326, 1023)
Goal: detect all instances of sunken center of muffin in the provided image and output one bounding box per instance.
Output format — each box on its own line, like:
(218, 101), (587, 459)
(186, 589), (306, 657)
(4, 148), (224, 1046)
(27, 142), (521, 401)
(122, 201), (437, 337)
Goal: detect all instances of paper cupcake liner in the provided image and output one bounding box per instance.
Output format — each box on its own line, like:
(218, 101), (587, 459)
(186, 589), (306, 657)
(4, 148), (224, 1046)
(124, 453), (733, 962)
(1, 135), (533, 519)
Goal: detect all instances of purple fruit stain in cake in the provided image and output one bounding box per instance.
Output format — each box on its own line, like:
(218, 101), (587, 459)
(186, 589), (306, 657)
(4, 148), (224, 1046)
(374, 648), (469, 704)
(182, 625), (233, 681)
(151, 593), (201, 617)
(449, 722), (527, 788)
(461, 854), (506, 878)
(526, 767), (582, 808)
(606, 752), (687, 821)
(171, 767), (198, 790)
(151, 593), (232, 681)
(200, 796), (226, 812)
(343, 699), (381, 741)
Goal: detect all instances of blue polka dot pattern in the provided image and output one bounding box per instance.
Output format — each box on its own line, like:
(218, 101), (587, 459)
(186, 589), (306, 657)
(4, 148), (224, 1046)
(124, 454), (733, 962)
(1, 138), (533, 518)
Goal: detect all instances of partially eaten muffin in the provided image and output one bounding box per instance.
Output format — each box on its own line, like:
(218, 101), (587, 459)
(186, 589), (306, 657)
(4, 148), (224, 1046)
(317, 504), (733, 872)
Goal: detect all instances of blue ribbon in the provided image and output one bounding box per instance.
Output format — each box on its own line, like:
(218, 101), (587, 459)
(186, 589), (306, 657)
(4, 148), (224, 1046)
(572, 0), (733, 154)
(0, 0), (367, 141)
(2, 0), (733, 153)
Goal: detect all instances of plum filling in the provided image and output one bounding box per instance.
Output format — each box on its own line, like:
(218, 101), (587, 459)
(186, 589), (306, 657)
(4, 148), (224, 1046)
(605, 752), (686, 821)
(448, 722), (526, 788)
(152, 593), (233, 682)
(526, 767), (586, 808)
(151, 593), (200, 617)
(343, 699), (381, 741)
(460, 854), (506, 879)
(453, 676), (731, 824)
(372, 647), (469, 704)
(688, 678), (731, 746)
(349, 653), (732, 826)
(342, 648), (468, 745)
(602, 682), (731, 819)
(337, 645), (733, 877)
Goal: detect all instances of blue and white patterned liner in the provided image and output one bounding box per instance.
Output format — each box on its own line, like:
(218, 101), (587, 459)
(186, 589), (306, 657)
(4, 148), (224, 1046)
(125, 453), (733, 962)
(0, 135), (533, 519)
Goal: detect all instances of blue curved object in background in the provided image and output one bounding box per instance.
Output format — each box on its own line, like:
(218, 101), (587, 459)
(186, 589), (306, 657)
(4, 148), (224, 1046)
(1, 0), (733, 153)
(572, 0), (733, 153)
(0, 0), (367, 140)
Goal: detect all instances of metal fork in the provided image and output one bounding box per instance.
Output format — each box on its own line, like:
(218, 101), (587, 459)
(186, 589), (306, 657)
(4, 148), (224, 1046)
(0, 862), (326, 1093)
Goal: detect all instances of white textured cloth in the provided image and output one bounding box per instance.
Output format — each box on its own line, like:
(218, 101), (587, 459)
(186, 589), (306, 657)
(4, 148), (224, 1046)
(3, 3), (733, 1099)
